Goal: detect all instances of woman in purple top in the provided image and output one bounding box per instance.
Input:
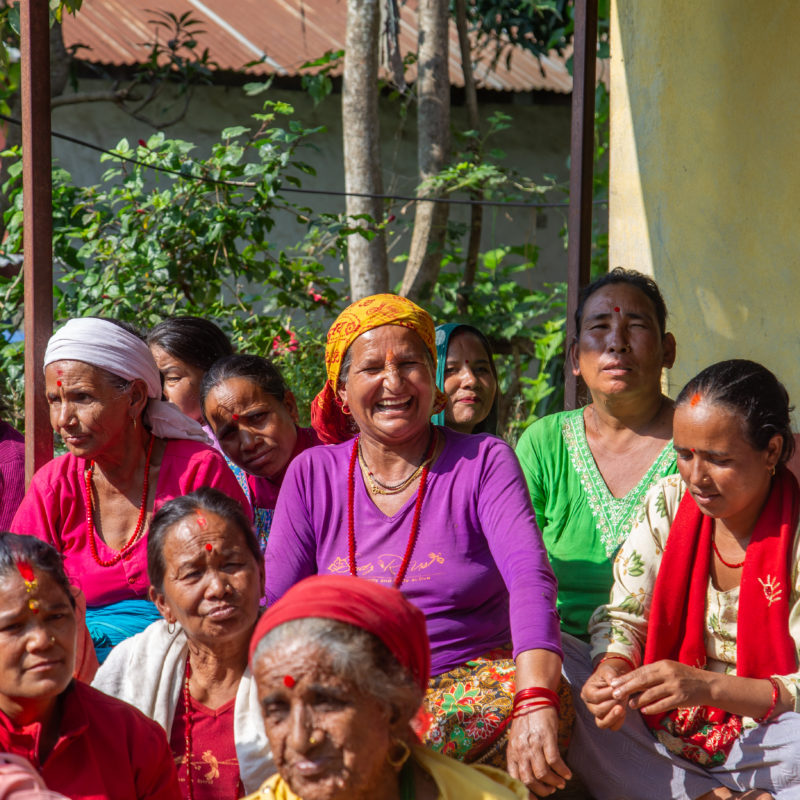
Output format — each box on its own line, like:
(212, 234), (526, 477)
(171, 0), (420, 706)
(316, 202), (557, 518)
(265, 294), (569, 798)
(0, 417), (25, 529)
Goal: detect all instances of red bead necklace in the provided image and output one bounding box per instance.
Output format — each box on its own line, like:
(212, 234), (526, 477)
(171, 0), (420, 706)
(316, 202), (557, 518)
(85, 434), (155, 567)
(712, 532), (745, 569)
(348, 428), (437, 588)
(183, 657), (195, 800)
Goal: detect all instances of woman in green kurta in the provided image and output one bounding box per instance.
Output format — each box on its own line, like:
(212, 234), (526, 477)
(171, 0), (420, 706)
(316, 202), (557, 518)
(516, 268), (677, 639)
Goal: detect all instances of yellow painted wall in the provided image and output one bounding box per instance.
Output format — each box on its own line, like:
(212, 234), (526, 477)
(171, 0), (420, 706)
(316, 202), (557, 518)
(610, 1), (800, 404)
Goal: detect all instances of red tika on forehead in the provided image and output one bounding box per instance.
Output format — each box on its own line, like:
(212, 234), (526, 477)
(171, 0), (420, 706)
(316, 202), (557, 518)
(690, 392), (702, 407)
(205, 543), (213, 552)
(613, 306), (620, 312)
(283, 675), (295, 688)
(16, 560), (40, 613)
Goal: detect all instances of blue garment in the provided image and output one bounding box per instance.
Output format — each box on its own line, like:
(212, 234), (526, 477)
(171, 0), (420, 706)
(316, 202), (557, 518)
(432, 323), (499, 434)
(86, 598), (163, 664)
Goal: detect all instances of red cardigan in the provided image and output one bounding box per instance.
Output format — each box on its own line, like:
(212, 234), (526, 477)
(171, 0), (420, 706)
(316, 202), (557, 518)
(0, 681), (180, 800)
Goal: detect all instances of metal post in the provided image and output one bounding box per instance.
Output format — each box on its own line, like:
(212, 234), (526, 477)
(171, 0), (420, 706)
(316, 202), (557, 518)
(20, 0), (54, 483)
(564, 0), (598, 410)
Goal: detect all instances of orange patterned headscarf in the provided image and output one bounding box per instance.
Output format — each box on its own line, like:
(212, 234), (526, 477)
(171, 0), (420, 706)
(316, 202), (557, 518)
(311, 293), (447, 444)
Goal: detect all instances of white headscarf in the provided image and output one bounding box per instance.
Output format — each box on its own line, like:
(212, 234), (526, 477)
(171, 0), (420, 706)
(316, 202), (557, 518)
(44, 318), (209, 443)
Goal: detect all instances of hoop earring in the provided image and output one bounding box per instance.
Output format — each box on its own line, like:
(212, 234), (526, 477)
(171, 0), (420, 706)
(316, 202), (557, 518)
(771, 465), (777, 476)
(386, 738), (411, 769)
(342, 404), (350, 415)
(167, 621), (176, 635)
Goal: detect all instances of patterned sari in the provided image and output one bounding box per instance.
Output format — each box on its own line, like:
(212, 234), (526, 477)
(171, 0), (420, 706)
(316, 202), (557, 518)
(411, 647), (574, 767)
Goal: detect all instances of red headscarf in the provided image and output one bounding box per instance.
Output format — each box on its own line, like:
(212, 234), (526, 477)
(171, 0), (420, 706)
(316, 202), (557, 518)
(249, 575), (430, 692)
(310, 293), (447, 444)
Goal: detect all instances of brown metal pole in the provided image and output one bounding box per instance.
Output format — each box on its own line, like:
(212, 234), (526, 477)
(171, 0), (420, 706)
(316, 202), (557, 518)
(20, 0), (54, 484)
(564, 0), (598, 410)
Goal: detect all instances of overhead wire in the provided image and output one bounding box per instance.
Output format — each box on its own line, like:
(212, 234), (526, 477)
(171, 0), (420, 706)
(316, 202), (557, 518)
(0, 112), (606, 210)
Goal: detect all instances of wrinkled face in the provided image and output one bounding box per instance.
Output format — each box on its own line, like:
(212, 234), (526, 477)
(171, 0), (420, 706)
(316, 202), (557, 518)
(151, 510), (264, 647)
(0, 570), (75, 716)
(442, 331), (497, 433)
(44, 360), (141, 459)
(573, 284), (674, 399)
(254, 642), (394, 800)
(673, 400), (781, 529)
(203, 377), (299, 479)
(337, 326), (435, 445)
(150, 345), (206, 423)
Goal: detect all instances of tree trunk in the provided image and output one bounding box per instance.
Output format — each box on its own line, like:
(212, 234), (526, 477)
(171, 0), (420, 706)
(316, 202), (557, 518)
(453, 0), (482, 314)
(342, 0), (389, 300)
(400, 0), (450, 302)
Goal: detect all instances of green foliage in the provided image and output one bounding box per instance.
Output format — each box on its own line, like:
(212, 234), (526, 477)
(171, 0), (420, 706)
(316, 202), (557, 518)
(427, 246), (566, 446)
(0, 102), (347, 428)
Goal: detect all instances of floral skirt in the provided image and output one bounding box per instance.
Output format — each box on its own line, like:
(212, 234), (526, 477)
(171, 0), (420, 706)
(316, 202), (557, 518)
(411, 647), (574, 768)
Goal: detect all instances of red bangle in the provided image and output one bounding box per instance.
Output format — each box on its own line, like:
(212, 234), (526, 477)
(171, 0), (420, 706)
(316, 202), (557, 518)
(514, 687), (560, 710)
(512, 704), (554, 720)
(514, 698), (558, 714)
(756, 677), (781, 724)
(597, 654), (636, 672)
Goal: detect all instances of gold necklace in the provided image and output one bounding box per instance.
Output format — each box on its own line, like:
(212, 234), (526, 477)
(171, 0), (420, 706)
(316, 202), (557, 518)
(358, 430), (437, 496)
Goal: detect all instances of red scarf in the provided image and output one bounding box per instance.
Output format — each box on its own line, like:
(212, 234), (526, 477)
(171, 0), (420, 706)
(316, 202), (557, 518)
(643, 467), (799, 765)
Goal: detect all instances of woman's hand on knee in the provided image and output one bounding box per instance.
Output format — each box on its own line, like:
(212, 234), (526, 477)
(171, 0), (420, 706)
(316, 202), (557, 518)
(507, 707), (571, 797)
(581, 661), (631, 730)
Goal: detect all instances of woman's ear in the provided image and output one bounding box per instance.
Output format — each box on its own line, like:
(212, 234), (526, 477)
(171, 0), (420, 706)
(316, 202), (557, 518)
(661, 332), (677, 370)
(149, 585), (175, 624)
(569, 338), (581, 378)
(283, 391), (300, 425)
(129, 378), (150, 420)
(766, 434), (783, 473)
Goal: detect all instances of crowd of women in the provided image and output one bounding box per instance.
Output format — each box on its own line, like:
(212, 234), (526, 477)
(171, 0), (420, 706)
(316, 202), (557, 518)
(0, 269), (798, 800)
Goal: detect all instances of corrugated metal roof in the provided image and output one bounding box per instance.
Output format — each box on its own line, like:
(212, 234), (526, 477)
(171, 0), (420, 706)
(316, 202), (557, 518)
(62, 0), (585, 94)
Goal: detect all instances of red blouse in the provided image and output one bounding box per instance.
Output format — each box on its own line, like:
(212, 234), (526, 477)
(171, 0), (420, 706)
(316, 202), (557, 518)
(0, 681), (180, 800)
(170, 693), (242, 800)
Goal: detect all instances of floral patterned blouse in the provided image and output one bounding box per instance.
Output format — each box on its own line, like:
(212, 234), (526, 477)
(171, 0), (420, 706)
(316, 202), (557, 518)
(588, 473), (800, 715)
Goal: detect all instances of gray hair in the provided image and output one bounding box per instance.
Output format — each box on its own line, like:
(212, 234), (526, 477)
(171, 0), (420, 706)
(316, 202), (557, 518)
(253, 617), (422, 720)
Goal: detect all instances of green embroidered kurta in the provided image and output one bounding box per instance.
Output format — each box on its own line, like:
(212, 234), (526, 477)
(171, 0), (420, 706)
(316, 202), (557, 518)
(515, 409), (677, 639)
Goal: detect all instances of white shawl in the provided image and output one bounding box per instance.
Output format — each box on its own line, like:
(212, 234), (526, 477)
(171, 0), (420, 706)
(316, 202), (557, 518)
(92, 619), (273, 793)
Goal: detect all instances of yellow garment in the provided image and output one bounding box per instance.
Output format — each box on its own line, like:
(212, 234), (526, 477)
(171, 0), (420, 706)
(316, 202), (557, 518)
(241, 744), (528, 800)
(311, 293), (447, 444)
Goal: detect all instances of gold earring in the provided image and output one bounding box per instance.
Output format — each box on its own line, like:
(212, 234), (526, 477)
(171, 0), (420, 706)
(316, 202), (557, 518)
(771, 465), (777, 476)
(309, 734), (318, 746)
(49, 636), (55, 644)
(386, 738), (411, 769)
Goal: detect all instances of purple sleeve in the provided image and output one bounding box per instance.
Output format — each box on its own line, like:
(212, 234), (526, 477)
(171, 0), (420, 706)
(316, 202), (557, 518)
(0, 436), (26, 530)
(476, 438), (562, 660)
(264, 454), (319, 604)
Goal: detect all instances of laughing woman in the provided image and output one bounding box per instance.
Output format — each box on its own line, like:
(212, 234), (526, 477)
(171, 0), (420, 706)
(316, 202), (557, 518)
(570, 361), (800, 800)
(266, 295), (569, 797)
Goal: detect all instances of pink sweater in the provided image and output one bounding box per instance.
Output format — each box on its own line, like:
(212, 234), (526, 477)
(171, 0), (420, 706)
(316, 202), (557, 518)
(11, 439), (251, 606)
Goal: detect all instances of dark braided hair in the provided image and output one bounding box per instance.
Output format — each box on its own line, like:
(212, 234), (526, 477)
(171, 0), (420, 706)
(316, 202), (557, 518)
(675, 359), (795, 464)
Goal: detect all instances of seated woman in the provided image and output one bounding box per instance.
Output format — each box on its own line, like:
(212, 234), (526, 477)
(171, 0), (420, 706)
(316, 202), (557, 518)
(200, 355), (319, 550)
(93, 489), (272, 798)
(266, 294), (569, 797)
(147, 316), (235, 447)
(11, 318), (250, 662)
(433, 323), (499, 435)
(0, 532), (180, 799)
(571, 360), (800, 800)
(0, 411), (24, 529)
(516, 268), (678, 640)
(248, 574), (529, 800)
